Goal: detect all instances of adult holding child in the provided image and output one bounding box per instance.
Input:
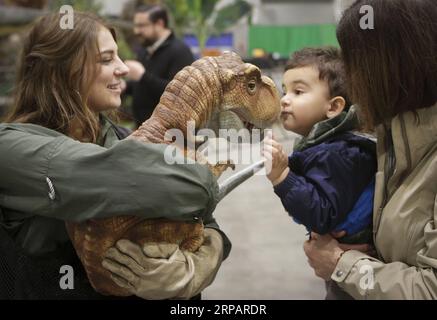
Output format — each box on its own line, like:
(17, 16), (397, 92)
(304, 0), (437, 299)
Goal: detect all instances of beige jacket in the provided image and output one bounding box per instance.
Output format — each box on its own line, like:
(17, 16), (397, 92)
(331, 102), (437, 299)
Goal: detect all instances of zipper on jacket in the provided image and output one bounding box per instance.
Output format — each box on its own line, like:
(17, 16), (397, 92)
(374, 116), (411, 248)
(374, 126), (395, 243)
(398, 114), (412, 184)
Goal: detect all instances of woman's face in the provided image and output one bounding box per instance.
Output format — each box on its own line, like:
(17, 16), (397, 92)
(87, 27), (129, 112)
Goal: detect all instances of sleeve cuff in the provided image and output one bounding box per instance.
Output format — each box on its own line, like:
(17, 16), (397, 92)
(204, 226), (232, 261)
(273, 171), (302, 199)
(331, 250), (375, 283)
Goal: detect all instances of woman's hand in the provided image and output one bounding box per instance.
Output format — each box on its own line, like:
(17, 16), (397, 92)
(331, 230), (377, 257)
(262, 132), (290, 186)
(102, 228), (224, 300)
(303, 232), (344, 281)
(102, 240), (194, 300)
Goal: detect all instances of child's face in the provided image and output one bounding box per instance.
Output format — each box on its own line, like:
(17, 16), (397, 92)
(280, 66), (332, 136)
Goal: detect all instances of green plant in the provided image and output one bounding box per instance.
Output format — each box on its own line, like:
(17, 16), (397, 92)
(164, 0), (191, 37)
(165, 0), (252, 53)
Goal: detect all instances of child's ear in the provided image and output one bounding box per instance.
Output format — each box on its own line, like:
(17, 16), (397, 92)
(326, 96), (346, 119)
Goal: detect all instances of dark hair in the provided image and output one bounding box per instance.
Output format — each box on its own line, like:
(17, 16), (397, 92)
(337, 0), (437, 128)
(285, 47), (351, 108)
(135, 4), (169, 28)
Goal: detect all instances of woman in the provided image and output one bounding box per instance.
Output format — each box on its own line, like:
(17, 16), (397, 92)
(0, 12), (230, 299)
(304, 0), (437, 299)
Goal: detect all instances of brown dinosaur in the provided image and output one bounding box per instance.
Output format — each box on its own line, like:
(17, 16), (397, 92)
(66, 52), (280, 296)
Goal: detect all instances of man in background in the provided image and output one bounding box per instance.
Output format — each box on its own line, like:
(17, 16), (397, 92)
(124, 4), (194, 127)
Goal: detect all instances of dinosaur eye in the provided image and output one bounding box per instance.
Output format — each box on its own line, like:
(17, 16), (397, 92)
(247, 79), (257, 94)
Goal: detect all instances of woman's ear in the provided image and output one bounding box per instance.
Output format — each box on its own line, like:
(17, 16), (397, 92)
(326, 96), (346, 119)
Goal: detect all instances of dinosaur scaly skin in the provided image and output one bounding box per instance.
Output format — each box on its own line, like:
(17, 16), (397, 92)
(66, 52), (280, 296)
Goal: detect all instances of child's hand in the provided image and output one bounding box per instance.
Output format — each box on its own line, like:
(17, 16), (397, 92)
(262, 132), (290, 186)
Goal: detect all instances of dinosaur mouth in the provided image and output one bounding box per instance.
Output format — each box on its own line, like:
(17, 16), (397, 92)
(214, 109), (262, 133)
(231, 109), (258, 131)
(243, 121), (256, 131)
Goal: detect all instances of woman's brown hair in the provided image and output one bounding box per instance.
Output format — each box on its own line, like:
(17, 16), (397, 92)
(337, 0), (437, 129)
(5, 11), (116, 142)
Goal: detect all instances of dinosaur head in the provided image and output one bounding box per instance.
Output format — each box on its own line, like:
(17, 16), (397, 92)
(137, 52), (280, 143)
(215, 53), (281, 131)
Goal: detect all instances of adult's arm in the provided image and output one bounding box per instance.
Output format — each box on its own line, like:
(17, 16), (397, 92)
(332, 196), (437, 299)
(0, 124), (218, 223)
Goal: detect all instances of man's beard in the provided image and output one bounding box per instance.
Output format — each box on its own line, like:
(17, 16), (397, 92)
(141, 34), (159, 47)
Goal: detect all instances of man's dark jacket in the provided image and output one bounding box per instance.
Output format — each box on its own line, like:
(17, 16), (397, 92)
(126, 33), (194, 125)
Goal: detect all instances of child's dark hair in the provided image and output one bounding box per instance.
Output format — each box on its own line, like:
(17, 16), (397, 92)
(285, 47), (351, 108)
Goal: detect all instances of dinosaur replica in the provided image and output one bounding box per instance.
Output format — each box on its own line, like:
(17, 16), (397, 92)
(66, 51), (280, 296)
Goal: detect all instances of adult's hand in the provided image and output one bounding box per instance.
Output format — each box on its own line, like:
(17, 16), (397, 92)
(124, 60), (146, 81)
(331, 230), (377, 257)
(176, 228), (224, 299)
(102, 241), (194, 300)
(303, 232), (344, 281)
(102, 228), (224, 300)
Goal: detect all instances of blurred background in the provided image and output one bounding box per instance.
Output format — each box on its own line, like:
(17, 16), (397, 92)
(0, 0), (356, 120)
(0, 0), (356, 299)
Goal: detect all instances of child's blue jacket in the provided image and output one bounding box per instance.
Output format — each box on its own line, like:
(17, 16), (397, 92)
(273, 107), (377, 235)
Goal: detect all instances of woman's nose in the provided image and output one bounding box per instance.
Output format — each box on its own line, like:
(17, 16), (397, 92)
(115, 60), (129, 77)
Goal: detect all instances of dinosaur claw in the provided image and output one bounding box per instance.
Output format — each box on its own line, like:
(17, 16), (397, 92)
(217, 159), (235, 171)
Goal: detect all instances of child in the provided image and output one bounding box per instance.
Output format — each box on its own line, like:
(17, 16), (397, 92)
(263, 47), (376, 244)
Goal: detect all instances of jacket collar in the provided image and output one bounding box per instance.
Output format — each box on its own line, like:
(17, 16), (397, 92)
(376, 101), (437, 187)
(97, 114), (122, 148)
(147, 32), (174, 56)
(294, 105), (360, 151)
